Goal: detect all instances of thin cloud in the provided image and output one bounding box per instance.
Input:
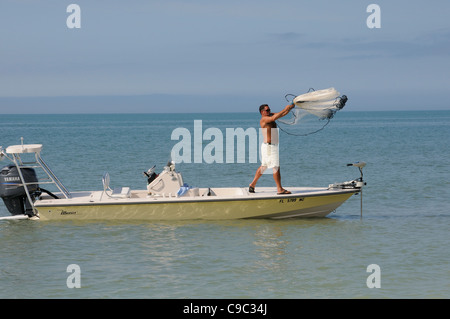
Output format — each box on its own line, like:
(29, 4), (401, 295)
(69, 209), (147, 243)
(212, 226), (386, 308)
(278, 27), (450, 60)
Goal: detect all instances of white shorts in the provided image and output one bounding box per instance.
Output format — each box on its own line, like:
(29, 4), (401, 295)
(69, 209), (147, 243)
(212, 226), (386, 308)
(260, 143), (279, 169)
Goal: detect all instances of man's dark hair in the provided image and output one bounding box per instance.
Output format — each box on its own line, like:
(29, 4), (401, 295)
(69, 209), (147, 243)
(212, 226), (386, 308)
(259, 104), (268, 114)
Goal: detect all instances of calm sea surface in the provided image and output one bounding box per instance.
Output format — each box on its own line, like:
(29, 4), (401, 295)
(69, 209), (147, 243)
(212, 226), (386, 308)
(0, 111), (449, 299)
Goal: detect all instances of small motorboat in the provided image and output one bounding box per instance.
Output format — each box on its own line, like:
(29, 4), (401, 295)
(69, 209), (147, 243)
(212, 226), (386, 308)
(0, 141), (365, 221)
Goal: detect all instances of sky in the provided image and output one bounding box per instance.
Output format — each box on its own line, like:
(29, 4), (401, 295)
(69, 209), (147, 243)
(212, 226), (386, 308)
(0, 0), (449, 113)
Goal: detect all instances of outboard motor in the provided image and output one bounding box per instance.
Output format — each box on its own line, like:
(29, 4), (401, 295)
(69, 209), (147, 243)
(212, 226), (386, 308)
(0, 165), (39, 216)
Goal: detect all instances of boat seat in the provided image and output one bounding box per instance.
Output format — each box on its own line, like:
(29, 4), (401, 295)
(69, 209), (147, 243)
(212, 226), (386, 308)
(102, 172), (131, 199)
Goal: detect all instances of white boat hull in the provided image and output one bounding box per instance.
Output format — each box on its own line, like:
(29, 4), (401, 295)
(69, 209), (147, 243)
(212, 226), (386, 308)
(33, 187), (357, 221)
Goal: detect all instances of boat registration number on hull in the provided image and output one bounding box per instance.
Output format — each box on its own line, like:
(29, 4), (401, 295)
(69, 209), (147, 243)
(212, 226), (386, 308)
(278, 197), (304, 204)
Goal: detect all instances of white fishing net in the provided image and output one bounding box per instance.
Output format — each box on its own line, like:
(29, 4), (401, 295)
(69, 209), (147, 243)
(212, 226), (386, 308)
(277, 87), (348, 136)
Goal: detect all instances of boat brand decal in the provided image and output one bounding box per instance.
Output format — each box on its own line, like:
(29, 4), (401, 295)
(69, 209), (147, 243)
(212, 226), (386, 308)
(279, 197), (304, 204)
(60, 210), (77, 215)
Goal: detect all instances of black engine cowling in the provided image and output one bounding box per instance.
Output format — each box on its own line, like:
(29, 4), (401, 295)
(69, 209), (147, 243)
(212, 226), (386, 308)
(0, 165), (39, 216)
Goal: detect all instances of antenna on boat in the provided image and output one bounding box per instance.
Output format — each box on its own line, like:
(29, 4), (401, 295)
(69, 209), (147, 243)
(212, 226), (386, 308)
(347, 162), (366, 219)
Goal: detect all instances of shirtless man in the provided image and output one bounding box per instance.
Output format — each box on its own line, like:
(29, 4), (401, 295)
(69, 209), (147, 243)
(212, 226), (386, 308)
(249, 103), (295, 195)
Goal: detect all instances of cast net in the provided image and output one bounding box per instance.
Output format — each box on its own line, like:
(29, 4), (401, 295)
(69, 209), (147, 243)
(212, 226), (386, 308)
(277, 87), (348, 136)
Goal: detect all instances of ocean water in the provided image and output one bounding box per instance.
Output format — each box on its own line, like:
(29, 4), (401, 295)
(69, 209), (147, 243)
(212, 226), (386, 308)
(0, 111), (449, 299)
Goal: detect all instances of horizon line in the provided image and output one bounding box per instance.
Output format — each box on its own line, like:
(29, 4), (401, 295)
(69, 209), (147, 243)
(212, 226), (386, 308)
(1, 109), (449, 115)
